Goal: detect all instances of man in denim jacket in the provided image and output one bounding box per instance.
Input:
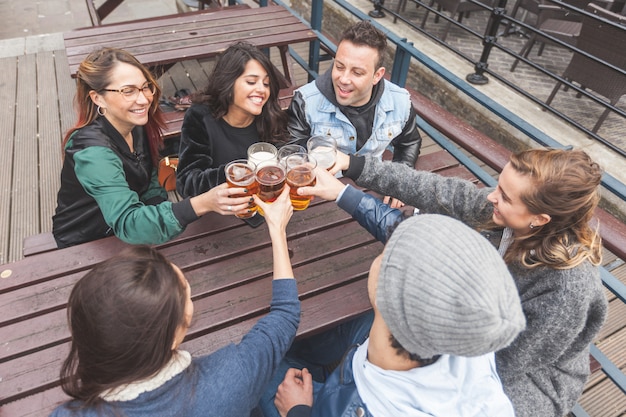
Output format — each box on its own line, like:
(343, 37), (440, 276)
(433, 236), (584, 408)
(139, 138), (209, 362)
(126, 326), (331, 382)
(287, 21), (422, 208)
(265, 214), (526, 417)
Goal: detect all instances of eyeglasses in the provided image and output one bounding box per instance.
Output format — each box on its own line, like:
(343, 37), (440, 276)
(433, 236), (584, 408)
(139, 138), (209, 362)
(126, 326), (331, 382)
(100, 83), (156, 101)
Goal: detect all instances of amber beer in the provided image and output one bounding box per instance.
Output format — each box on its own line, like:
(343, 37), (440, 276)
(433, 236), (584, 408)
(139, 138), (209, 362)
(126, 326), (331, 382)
(285, 153), (317, 211)
(255, 163), (286, 215)
(224, 159), (259, 219)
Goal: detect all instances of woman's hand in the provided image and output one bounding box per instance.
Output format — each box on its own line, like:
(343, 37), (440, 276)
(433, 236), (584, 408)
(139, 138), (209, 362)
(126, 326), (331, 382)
(255, 187), (294, 280)
(328, 151), (350, 175)
(254, 186), (293, 234)
(190, 183), (253, 217)
(297, 167), (346, 201)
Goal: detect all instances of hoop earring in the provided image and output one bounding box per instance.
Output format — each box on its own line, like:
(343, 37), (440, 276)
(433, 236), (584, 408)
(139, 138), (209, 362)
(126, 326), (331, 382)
(97, 106), (106, 116)
(529, 223), (535, 229)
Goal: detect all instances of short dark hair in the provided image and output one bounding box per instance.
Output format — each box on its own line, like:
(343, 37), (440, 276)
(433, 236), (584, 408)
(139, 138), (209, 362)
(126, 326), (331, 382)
(60, 246), (187, 405)
(389, 334), (440, 366)
(340, 20), (387, 69)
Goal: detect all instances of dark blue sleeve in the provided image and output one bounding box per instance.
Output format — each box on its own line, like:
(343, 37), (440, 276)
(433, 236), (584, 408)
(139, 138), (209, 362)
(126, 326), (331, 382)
(337, 185), (404, 244)
(287, 405), (313, 417)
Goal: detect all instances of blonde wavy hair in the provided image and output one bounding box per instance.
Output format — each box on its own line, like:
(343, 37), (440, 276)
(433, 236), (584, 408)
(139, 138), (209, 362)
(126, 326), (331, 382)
(501, 148), (603, 269)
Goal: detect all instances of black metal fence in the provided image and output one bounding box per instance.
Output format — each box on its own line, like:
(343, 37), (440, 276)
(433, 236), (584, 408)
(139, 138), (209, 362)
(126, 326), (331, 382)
(377, 0), (626, 158)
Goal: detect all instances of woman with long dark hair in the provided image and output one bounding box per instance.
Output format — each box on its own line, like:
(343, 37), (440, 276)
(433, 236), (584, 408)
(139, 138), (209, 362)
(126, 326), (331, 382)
(176, 41), (289, 198)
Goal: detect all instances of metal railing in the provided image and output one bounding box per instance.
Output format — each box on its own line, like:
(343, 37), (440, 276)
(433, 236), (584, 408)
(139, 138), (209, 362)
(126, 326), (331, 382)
(377, 0), (626, 159)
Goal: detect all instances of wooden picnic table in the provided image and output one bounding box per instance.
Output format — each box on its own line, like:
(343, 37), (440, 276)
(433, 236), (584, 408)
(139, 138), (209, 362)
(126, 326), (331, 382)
(63, 4), (317, 86)
(0, 149), (475, 416)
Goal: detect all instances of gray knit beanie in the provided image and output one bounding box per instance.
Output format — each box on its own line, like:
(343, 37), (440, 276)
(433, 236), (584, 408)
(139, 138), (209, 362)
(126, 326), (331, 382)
(377, 214), (525, 359)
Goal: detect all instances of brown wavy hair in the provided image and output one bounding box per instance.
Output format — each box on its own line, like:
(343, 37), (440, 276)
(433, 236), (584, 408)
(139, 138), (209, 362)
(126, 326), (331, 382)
(192, 41), (288, 144)
(500, 148), (603, 269)
(60, 246), (187, 406)
(64, 47), (165, 164)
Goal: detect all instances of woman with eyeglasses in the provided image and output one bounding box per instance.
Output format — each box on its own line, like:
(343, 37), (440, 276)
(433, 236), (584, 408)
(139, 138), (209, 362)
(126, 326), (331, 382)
(53, 47), (251, 248)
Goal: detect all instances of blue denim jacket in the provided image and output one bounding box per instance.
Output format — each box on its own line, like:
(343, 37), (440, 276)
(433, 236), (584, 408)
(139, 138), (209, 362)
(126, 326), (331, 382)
(295, 79), (413, 160)
(311, 346), (373, 417)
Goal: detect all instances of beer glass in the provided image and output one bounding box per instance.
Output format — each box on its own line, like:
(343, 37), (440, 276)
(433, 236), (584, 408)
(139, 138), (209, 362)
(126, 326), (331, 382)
(255, 162), (286, 216)
(224, 159), (259, 219)
(247, 142), (278, 169)
(306, 135), (337, 170)
(277, 144), (306, 166)
(285, 153), (317, 211)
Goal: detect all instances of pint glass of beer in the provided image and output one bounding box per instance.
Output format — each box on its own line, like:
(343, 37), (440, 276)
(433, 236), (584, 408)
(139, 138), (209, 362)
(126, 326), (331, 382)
(307, 135), (337, 171)
(255, 162), (286, 216)
(247, 142), (278, 169)
(224, 159), (259, 219)
(285, 153), (317, 211)
(277, 144), (306, 166)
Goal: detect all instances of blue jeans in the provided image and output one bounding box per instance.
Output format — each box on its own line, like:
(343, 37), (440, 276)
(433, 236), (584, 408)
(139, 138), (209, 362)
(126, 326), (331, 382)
(259, 311), (374, 417)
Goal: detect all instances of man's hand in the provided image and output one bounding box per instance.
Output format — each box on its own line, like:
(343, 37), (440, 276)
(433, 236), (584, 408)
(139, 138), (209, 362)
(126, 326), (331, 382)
(275, 368), (313, 417)
(297, 168), (346, 201)
(383, 195), (406, 209)
(328, 151), (350, 175)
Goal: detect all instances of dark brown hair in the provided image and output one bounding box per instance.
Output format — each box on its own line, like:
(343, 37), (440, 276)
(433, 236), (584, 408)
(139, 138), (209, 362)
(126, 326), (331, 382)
(66, 47), (165, 164)
(60, 246), (187, 405)
(340, 20), (388, 70)
(193, 41), (288, 144)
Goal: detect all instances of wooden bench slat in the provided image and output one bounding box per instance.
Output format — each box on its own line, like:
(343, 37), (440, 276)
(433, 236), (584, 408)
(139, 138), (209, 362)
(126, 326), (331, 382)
(0, 56), (17, 265)
(11, 54), (40, 264)
(36, 51), (63, 233)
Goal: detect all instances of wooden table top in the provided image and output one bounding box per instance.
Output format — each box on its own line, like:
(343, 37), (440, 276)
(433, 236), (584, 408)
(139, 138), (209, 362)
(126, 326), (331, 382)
(63, 5), (317, 77)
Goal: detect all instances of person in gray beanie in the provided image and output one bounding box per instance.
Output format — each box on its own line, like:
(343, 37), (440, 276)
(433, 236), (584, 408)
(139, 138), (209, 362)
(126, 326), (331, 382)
(263, 214), (526, 417)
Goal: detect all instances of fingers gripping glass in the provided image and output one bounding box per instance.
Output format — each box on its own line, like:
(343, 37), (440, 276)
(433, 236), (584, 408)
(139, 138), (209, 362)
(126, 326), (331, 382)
(100, 83), (156, 101)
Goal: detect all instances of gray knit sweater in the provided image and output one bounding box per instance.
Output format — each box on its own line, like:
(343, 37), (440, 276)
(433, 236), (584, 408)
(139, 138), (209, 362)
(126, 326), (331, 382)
(347, 156), (608, 417)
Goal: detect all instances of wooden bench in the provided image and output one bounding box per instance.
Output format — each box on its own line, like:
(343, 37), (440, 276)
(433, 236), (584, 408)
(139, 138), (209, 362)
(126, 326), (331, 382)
(2, 149), (470, 416)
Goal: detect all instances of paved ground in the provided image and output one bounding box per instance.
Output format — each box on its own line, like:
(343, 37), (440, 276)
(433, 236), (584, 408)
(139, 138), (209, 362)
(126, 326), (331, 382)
(388, 0), (626, 152)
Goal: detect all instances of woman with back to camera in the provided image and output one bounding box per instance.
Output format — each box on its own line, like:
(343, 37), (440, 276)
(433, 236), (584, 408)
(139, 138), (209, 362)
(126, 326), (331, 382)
(176, 41), (289, 200)
(297, 148), (608, 417)
(50, 186), (298, 417)
(52, 47), (250, 248)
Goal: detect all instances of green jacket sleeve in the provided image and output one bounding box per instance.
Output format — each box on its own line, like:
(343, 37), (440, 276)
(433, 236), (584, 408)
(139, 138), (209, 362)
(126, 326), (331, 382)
(141, 167), (168, 204)
(73, 146), (186, 244)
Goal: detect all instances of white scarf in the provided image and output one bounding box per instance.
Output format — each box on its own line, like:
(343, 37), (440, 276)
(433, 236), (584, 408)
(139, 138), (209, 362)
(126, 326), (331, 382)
(99, 350), (192, 402)
(498, 227), (514, 257)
